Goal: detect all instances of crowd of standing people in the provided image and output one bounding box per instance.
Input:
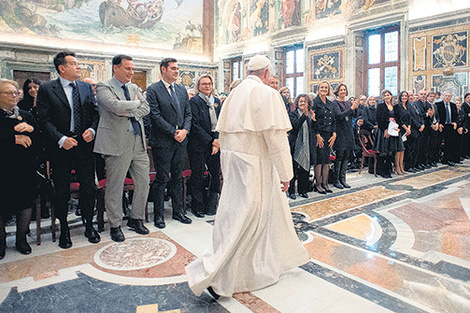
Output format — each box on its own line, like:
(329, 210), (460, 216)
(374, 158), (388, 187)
(1, 52), (469, 298)
(280, 82), (470, 199)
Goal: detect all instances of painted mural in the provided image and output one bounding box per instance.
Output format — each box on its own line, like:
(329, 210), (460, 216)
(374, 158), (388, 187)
(432, 31), (468, 69)
(226, 0), (241, 43)
(357, 0), (390, 10)
(0, 0), (203, 53)
(315, 0), (342, 19)
(249, 0), (269, 37)
(279, 0), (301, 29)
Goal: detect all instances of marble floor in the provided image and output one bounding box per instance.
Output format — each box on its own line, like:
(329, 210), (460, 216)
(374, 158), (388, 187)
(1, 160), (470, 313)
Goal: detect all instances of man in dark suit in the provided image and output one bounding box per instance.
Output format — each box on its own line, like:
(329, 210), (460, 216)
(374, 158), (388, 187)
(436, 92), (458, 165)
(147, 58), (192, 229)
(37, 51), (100, 248)
(426, 91), (440, 166)
(414, 89), (434, 168)
(187, 74), (221, 217)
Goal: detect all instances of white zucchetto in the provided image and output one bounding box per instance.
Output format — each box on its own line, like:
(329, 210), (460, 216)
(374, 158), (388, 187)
(247, 55), (271, 71)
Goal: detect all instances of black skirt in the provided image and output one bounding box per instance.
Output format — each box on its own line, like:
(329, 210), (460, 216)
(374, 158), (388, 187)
(315, 131), (333, 164)
(374, 128), (404, 157)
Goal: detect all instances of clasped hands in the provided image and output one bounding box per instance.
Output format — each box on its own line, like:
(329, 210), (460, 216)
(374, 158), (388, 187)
(14, 122), (34, 148)
(174, 129), (187, 143)
(63, 129), (94, 150)
(317, 132), (336, 148)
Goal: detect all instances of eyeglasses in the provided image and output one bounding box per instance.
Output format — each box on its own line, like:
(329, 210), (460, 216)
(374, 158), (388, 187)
(0, 91), (20, 96)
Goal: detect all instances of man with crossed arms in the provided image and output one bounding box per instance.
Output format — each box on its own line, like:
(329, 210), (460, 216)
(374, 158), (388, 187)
(94, 54), (150, 242)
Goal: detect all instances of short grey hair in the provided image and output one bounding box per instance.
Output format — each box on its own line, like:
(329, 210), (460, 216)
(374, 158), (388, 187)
(0, 78), (19, 91)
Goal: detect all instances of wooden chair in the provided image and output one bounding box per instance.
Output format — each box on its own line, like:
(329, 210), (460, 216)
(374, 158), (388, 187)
(358, 129), (378, 177)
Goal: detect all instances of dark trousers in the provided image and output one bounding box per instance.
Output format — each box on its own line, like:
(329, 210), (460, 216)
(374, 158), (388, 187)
(50, 144), (95, 227)
(289, 162), (310, 195)
(442, 125), (458, 162)
(404, 136), (418, 170)
(421, 128), (432, 165)
(188, 148), (221, 213)
(151, 144), (185, 218)
(429, 130), (440, 163)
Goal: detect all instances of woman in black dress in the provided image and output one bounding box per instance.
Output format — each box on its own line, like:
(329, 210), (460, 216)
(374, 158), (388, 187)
(0, 79), (38, 259)
(288, 94), (317, 199)
(374, 89), (404, 178)
(395, 91), (411, 174)
(331, 83), (359, 189)
(313, 81), (336, 194)
(17, 78), (41, 112)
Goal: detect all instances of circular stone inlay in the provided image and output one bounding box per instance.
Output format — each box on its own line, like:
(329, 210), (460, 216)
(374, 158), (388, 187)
(94, 238), (177, 271)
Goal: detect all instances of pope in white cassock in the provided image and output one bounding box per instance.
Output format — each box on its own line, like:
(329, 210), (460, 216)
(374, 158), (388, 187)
(185, 55), (310, 298)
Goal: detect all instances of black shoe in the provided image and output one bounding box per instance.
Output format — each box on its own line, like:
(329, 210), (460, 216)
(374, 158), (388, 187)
(445, 161), (455, 166)
(322, 184), (333, 193)
(59, 229), (73, 249)
(416, 164), (424, 170)
(288, 193), (296, 200)
(85, 226), (101, 244)
(15, 241), (32, 255)
(340, 181), (351, 189)
(127, 218), (149, 235)
(173, 213), (192, 224)
(207, 286), (220, 300)
(192, 211), (205, 218)
(154, 216), (166, 229)
(333, 182), (344, 189)
(316, 186), (327, 194)
(431, 162), (438, 167)
(0, 248), (4, 260)
(299, 193), (309, 199)
(110, 226), (125, 242)
(405, 168), (416, 173)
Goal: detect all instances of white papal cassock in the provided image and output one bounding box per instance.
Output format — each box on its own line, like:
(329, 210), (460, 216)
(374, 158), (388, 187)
(185, 75), (310, 297)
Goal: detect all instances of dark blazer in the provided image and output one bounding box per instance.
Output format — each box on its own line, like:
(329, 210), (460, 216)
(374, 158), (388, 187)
(288, 109), (317, 165)
(462, 102), (470, 129)
(0, 109), (38, 214)
(362, 105), (377, 132)
(436, 100), (457, 125)
(146, 80), (192, 148)
(312, 96), (336, 133)
(376, 102), (400, 132)
(409, 102), (424, 139)
(187, 94), (220, 153)
(396, 103), (411, 131)
(332, 100), (356, 151)
(36, 78), (98, 151)
(415, 99), (432, 127)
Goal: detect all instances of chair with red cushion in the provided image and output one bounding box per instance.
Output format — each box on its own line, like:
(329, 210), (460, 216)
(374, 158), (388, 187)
(358, 129), (378, 176)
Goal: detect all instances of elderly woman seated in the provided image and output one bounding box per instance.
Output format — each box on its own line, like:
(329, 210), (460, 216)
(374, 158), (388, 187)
(0, 79), (39, 259)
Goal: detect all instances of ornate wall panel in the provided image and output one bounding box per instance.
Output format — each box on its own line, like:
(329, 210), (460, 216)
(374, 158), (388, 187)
(308, 47), (344, 93)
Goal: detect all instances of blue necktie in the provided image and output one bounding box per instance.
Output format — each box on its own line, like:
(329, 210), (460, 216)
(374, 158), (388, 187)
(122, 84), (142, 136)
(70, 83), (82, 135)
(445, 103), (451, 124)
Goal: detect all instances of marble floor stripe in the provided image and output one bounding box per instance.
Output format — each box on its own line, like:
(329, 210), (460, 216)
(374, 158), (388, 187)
(304, 235), (470, 313)
(292, 187), (405, 221)
(391, 169), (468, 189)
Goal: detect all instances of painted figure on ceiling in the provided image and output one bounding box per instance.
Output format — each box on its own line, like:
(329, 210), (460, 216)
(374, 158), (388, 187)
(227, 1), (241, 43)
(249, 0), (269, 36)
(281, 0), (301, 28)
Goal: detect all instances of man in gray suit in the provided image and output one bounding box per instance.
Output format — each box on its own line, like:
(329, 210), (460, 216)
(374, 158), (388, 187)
(94, 54), (150, 242)
(147, 57), (192, 229)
